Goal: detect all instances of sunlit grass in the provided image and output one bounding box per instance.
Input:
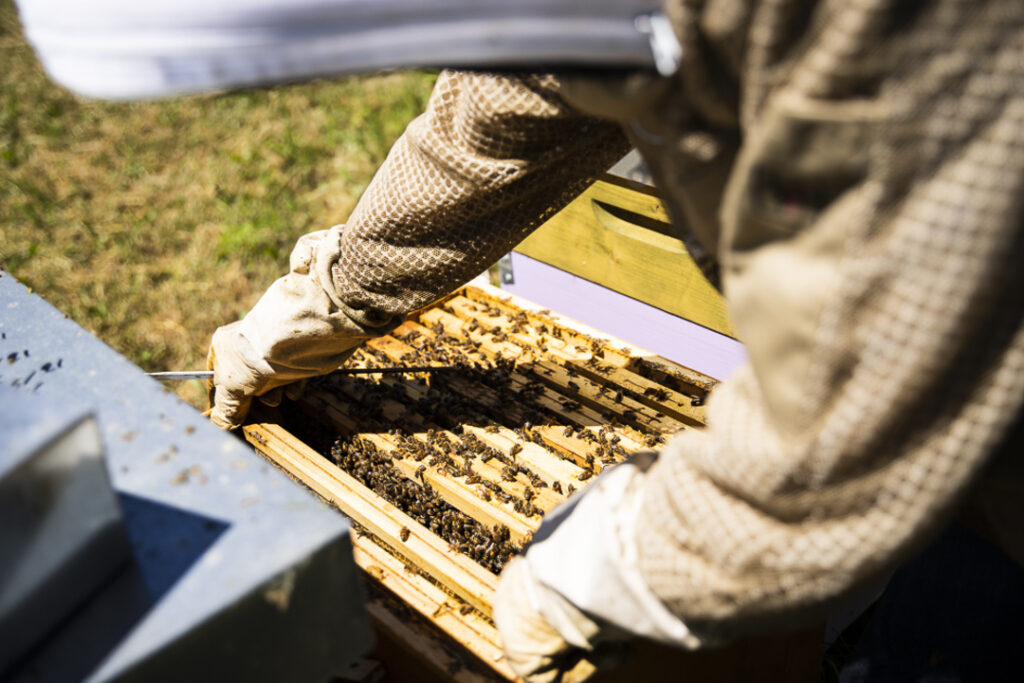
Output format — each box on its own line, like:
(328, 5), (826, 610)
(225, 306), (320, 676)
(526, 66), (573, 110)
(0, 0), (436, 407)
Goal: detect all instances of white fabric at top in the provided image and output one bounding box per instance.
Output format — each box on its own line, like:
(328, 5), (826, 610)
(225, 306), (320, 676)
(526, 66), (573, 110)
(14, 0), (660, 100)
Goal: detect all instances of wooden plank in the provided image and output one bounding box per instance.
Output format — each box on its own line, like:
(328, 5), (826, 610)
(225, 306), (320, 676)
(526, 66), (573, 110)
(325, 373), (575, 513)
(300, 388), (541, 541)
(364, 599), (498, 683)
(528, 358), (685, 432)
(305, 378), (563, 523)
(625, 355), (718, 395)
(416, 311), (609, 427)
(418, 310), (529, 362)
(585, 174), (674, 223)
(444, 295), (598, 364)
(363, 332), (539, 427)
(430, 435), (562, 515)
(568, 361), (705, 427)
(532, 426), (608, 473)
(448, 292), (708, 426)
(320, 377), (566, 514)
(360, 432), (538, 543)
(325, 364), (585, 497)
(443, 297), (687, 433)
(531, 425), (654, 471)
(351, 538), (514, 679)
(462, 424), (585, 490)
(513, 178), (734, 337)
(396, 317), (661, 462)
(461, 287), (633, 369)
(242, 422), (499, 615)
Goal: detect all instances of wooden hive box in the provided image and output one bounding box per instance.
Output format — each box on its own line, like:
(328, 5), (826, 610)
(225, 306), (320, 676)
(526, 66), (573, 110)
(243, 282), (821, 682)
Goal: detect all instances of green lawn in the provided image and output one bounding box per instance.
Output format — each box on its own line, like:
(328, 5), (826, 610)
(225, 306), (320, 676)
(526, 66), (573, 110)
(0, 0), (436, 408)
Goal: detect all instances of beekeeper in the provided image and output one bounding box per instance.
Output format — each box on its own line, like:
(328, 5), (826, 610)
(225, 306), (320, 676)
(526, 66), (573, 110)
(205, 3), (1024, 679)
(20, 0), (1024, 680)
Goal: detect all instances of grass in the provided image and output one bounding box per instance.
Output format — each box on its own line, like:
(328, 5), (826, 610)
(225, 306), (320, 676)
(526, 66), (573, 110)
(0, 0), (436, 408)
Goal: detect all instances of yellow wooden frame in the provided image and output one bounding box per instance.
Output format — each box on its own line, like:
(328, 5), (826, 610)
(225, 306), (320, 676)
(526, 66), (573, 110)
(514, 175), (734, 338)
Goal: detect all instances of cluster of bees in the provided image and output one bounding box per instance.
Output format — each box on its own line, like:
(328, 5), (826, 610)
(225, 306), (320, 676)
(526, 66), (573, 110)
(331, 435), (518, 574)
(285, 299), (692, 573)
(556, 422), (646, 466)
(389, 429), (546, 518)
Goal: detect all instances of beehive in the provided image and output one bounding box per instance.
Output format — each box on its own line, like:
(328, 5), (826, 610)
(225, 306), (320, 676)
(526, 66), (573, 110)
(243, 283), (720, 681)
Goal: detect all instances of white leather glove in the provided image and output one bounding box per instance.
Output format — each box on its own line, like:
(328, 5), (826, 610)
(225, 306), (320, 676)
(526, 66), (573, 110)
(207, 227), (380, 429)
(494, 558), (603, 683)
(494, 453), (702, 681)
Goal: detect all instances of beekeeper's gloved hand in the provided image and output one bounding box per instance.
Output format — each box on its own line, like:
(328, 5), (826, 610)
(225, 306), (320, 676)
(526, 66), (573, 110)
(495, 558), (619, 683)
(207, 227), (385, 430)
(494, 453), (704, 681)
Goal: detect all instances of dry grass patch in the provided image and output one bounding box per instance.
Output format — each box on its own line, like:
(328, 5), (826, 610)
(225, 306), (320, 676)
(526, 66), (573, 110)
(0, 0), (435, 407)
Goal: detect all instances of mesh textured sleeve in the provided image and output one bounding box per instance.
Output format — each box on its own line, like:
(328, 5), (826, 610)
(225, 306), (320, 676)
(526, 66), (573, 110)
(628, 0), (1024, 641)
(325, 71), (629, 329)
